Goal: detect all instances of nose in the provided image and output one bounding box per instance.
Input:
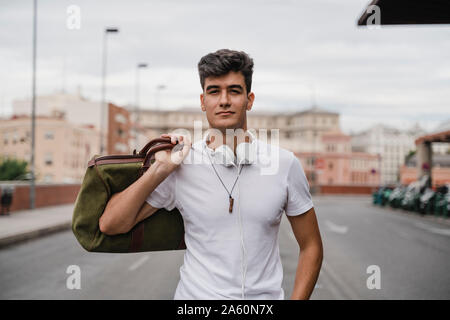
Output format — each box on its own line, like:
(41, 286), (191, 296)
(219, 90), (230, 107)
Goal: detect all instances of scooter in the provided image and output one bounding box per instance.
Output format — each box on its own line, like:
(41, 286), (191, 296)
(419, 187), (436, 215)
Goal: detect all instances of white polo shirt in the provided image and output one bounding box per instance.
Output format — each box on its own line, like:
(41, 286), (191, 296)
(145, 138), (314, 300)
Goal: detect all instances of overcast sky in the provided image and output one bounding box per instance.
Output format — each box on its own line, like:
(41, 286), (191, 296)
(0, 0), (449, 134)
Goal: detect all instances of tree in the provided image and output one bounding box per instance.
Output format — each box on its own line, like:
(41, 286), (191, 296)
(0, 157), (29, 181)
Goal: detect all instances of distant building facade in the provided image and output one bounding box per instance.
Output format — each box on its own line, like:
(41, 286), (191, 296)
(0, 114), (99, 183)
(11, 92), (133, 153)
(351, 124), (427, 185)
(12, 92), (101, 129)
(2, 93), (132, 183)
(107, 103), (132, 155)
(298, 130), (380, 188)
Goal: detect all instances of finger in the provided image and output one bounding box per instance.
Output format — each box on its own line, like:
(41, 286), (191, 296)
(170, 140), (191, 164)
(172, 134), (186, 144)
(182, 142), (192, 155)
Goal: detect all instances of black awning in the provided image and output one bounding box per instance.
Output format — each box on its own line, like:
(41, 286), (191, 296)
(358, 0), (450, 26)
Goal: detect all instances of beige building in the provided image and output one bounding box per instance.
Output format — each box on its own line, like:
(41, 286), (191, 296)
(12, 92), (101, 129)
(11, 91), (133, 152)
(0, 114), (99, 183)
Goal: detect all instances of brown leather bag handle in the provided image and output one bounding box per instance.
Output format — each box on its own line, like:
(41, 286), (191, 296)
(137, 137), (173, 156)
(139, 139), (181, 176)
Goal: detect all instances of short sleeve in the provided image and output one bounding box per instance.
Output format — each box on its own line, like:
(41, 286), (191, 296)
(145, 170), (177, 211)
(284, 155), (314, 216)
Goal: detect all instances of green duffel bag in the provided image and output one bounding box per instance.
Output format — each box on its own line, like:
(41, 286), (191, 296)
(72, 137), (186, 253)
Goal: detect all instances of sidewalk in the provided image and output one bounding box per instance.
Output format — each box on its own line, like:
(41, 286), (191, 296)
(0, 203), (74, 249)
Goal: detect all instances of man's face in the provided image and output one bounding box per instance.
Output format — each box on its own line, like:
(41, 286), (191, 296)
(200, 71), (255, 133)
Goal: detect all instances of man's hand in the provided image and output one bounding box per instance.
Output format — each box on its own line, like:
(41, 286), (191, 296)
(155, 133), (192, 173)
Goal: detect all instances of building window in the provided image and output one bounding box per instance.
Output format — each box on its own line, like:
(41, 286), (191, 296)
(117, 128), (126, 138)
(45, 131), (54, 139)
(115, 113), (127, 124)
(45, 153), (53, 166)
(12, 130), (18, 144)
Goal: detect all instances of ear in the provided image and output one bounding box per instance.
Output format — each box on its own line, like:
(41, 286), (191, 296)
(246, 92), (255, 111)
(200, 93), (206, 111)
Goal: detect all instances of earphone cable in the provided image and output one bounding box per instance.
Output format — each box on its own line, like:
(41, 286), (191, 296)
(237, 160), (247, 299)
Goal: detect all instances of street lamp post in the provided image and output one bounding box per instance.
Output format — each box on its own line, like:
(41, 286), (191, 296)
(134, 63), (148, 151)
(30, 0), (37, 209)
(155, 84), (166, 110)
(99, 27), (119, 155)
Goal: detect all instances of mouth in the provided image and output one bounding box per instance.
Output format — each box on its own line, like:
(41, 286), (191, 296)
(216, 111), (235, 116)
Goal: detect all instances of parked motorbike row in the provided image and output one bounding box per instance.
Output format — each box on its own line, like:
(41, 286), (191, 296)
(372, 175), (450, 217)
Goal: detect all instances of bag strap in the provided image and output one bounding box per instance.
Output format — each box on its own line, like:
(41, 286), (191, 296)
(129, 221), (145, 253)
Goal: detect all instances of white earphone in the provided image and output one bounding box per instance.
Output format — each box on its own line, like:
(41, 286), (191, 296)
(202, 130), (257, 167)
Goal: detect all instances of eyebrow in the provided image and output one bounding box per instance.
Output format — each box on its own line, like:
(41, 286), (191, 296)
(206, 84), (244, 91)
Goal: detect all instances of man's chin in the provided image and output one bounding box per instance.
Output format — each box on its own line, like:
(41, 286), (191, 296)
(211, 122), (237, 130)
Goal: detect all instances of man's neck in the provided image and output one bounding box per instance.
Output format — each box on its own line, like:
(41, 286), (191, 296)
(206, 127), (251, 155)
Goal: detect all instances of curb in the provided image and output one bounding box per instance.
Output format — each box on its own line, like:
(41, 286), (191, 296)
(0, 221), (72, 249)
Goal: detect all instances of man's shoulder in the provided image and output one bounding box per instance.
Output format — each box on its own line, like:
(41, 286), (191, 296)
(255, 139), (296, 175)
(255, 139), (295, 161)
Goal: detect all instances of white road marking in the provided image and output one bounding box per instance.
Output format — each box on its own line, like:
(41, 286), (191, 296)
(321, 260), (359, 300)
(325, 220), (349, 234)
(414, 222), (450, 237)
(128, 256), (149, 271)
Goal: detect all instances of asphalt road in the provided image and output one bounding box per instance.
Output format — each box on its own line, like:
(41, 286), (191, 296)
(1, 195), (449, 299)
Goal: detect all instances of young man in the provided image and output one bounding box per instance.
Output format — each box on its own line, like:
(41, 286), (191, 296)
(99, 49), (323, 300)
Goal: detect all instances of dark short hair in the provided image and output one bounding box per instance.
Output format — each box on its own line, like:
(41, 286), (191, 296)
(198, 49), (254, 93)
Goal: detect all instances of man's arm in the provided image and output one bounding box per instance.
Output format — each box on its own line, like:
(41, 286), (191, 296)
(286, 207), (323, 300)
(99, 161), (171, 235)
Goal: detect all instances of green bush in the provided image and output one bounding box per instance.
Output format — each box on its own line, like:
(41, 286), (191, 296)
(0, 157), (29, 180)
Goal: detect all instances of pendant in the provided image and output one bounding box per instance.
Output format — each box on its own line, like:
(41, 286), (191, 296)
(229, 196), (234, 213)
